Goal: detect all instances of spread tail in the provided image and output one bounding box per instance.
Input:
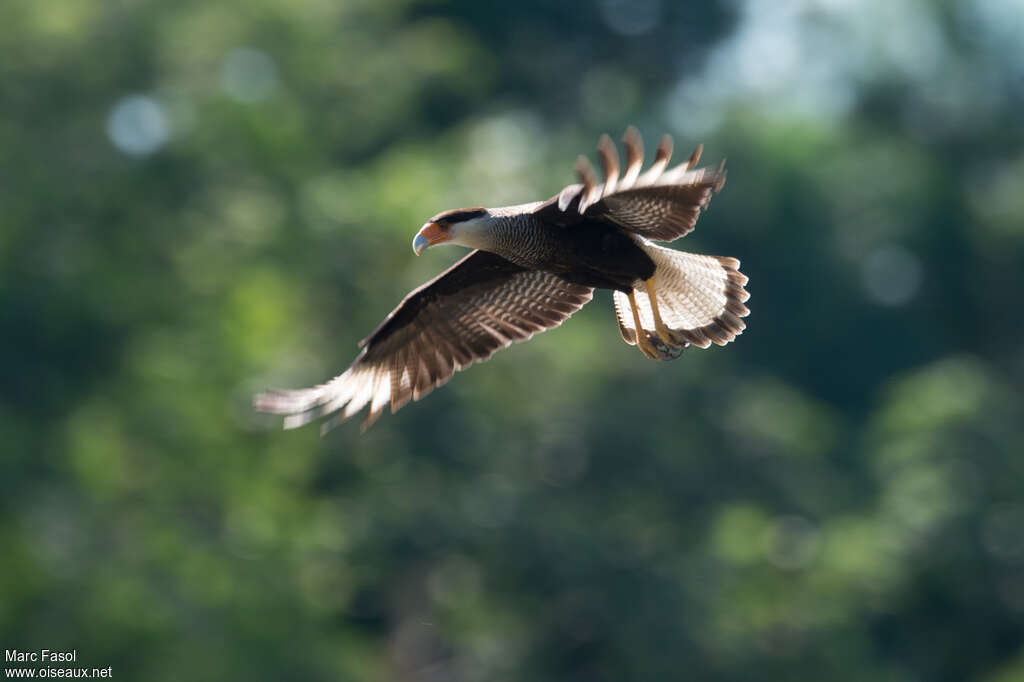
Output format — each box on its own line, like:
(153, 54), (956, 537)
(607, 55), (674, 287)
(613, 242), (750, 359)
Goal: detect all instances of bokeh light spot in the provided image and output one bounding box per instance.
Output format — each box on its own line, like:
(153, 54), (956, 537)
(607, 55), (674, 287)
(862, 244), (923, 306)
(106, 95), (169, 156)
(220, 47), (278, 103)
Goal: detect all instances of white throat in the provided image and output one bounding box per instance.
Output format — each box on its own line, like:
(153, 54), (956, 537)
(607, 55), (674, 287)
(449, 215), (500, 251)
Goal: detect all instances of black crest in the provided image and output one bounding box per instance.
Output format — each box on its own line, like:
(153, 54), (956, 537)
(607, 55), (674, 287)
(430, 207), (487, 224)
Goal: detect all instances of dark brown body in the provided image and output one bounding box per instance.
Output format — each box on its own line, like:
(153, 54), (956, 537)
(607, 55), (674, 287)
(537, 220), (656, 292)
(485, 202), (657, 293)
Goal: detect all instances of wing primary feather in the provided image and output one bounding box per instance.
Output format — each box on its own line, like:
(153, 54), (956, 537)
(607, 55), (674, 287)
(575, 155), (600, 212)
(316, 370), (362, 419)
(462, 326), (497, 358)
(362, 381), (390, 432)
(341, 368), (376, 419)
(620, 126), (644, 189)
(437, 324), (474, 368)
(557, 183), (583, 212)
(421, 323), (455, 377)
(410, 355), (431, 400)
(686, 143), (703, 170)
(389, 347), (412, 413)
(637, 134), (673, 185)
(360, 409), (381, 433)
(283, 409), (317, 430)
(597, 133), (619, 195)
(320, 412), (345, 436)
(401, 332), (432, 400)
(416, 332), (446, 390)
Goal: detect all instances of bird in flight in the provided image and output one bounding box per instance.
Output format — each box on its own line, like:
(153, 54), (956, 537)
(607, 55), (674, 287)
(255, 127), (750, 432)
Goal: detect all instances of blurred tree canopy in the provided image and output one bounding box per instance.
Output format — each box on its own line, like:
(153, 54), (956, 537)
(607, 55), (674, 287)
(2, 0), (1024, 680)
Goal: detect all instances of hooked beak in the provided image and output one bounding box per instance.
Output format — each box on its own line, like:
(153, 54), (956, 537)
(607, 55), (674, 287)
(412, 221), (448, 255)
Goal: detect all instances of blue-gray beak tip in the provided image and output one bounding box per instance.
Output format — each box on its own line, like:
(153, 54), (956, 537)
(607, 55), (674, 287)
(412, 233), (429, 255)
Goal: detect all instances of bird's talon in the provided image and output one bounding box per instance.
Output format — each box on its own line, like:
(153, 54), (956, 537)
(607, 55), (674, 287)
(665, 328), (688, 347)
(648, 333), (684, 360)
(634, 335), (659, 358)
(636, 332), (660, 359)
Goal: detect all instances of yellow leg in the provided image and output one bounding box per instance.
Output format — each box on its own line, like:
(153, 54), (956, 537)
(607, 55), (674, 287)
(628, 290), (659, 360)
(644, 278), (679, 347)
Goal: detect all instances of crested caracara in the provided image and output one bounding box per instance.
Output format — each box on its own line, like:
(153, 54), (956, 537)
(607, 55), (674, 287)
(255, 127), (750, 431)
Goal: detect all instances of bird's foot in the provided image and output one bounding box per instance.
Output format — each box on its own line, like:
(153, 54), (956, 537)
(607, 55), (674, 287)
(644, 331), (684, 360)
(643, 278), (686, 359)
(628, 286), (686, 360)
(635, 329), (662, 360)
(628, 290), (660, 359)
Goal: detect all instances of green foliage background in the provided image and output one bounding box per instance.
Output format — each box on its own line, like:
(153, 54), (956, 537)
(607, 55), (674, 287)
(3, 0), (1024, 679)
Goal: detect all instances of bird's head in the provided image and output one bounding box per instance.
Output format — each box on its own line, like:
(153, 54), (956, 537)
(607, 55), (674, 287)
(413, 207), (491, 255)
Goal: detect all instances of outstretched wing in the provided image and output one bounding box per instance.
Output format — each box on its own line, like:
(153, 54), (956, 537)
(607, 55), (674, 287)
(539, 126), (726, 242)
(254, 250), (593, 432)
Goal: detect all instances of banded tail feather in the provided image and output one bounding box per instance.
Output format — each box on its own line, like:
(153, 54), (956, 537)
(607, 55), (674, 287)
(613, 242), (750, 360)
